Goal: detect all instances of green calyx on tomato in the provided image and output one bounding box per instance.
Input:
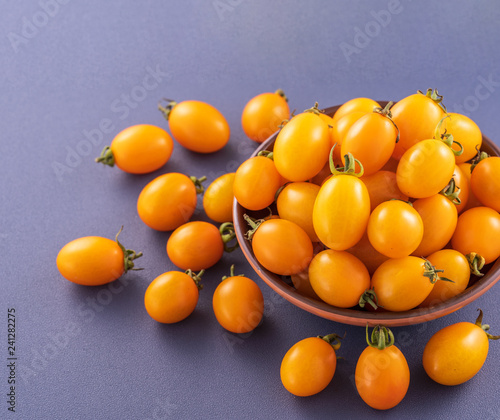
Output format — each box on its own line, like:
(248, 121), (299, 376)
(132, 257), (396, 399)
(359, 288), (381, 310)
(466, 252), (486, 277)
(475, 309), (500, 340)
(303, 102), (324, 116)
(329, 145), (365, 177)
(470, 149), (490, 171)
(366, 324), (395, 350)
(257, 150), (274, 160)
(115, 226), (143, 273)
(185, 269), (204, 291)
(219, 222), (240, 253)
(221, 264), (244, 281)
(422, 258), (453, 284)
(95, 145), (115, 167)
(189, 175), (207, 194)
(373, 101), (400, 143)
(440, 177), (462, 205)
(157, 98), (178, 120)
(434, 116), (464, 157)
(318, 333), (343, 351)
(243, 214), (265, 241)
(417, 88), (447, 112)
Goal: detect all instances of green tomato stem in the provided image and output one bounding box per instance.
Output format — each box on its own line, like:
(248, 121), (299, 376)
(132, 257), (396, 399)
(221, 264), (245, 281)
(219, 222), (239, 253)
(440, 177), (462, 205)
(243, 214), (264, 241)
(95, 146), (115, 167)
(190, 176), (207, 194)
(186, 269), (204, 290)
(275, 89), (288, 103)
(366, 325), (395, 350)
(359, 288), (380, 310)
(418, 88), (447, 113)
(475, 309), (500, 340)
(318, 333), (343, 351)
(158, 99), (177, 120)
(466, 253), (485, 277)
(115, 226), (143, 273)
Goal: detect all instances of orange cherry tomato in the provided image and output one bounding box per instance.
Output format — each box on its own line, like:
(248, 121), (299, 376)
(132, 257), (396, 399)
(241, 90), (290, 143)
(367, 200), (423, 258)
(160, 100), (230, 153)
(332, 97), (380, 122)
(96, 124), (173, 174)
(412, 194), (458, 257)
(144, 270), (201, 323)
(396, 139), (456, 198)
(250, 218), (313, 276)
(355, 326), (410, 410)
(451, 206), (500, 264)
(361, 170), (408, 211)
(233, 156), (281, 211)
(313, 163), (370, 250)
(419, 249), (470, 307)
(371, 256), (437, 311)
(137, 173), (203, 231)
(440, 113), (482, 163)
(470, 156), (500, 212)
(309, 249), (370, 308)
(391, 89), (446, 159)
(203, 173), (235, 223)
(166, 221), (224, 271)
(331, 111), (366, 146)
(276, 182), (320, 242)
(57, 228), (142, 286)
(273, 111), (331, 181)
(212, 266), (264, 333)
(423, 310), (499, 386)
(280, 335), (340, 397)
(458, 162), (483, 211)
(318, 112), (335, 147)
(341, 107), (398, 176)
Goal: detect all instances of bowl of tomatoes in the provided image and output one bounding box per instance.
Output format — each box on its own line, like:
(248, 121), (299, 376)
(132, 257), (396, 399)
(233, 98), (500, 327)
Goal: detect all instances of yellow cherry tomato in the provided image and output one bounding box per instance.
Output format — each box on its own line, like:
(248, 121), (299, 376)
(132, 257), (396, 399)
(96, 124), (173, 174)
(144, 270), (201, 323)
(361, 170), (408, 212)
(241, 90), (290, 143)
(332, 97), (380, 122)
(203, 173), (235, 223)
(160, 100), (230, 153)
(57, 228), (142, 286)
(440, 113), (482, 163)
(470, 156), (500, 212)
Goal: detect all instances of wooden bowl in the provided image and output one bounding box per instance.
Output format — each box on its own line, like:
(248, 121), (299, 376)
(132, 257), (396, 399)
(233, 103), (500, 326)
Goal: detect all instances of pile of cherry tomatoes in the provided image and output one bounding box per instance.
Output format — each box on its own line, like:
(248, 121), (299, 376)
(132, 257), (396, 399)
(55, 89), (500, 410)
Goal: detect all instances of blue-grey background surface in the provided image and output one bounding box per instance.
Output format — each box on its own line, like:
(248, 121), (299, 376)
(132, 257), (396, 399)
(1, 1), (500, 419)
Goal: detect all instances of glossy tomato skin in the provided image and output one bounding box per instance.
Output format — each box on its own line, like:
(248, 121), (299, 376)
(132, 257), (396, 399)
(273, 112), (331, 181)
(451, 206), (500, 264)
(309, 249), (370, 308)
(452, 164), (470, 214)
(470, 156), (500, 212)
(371, 256), (434, 311)
(280, 337), (337, 397)
(457, 162), (483, 211)
(419, 249), (470, 307)
(341, 112), (398, 176)
(137, 173), (198, 231)
(391, 92), (445, 159)
(144, 271), (199, 323)
(367, 200), (423, 258)
(329, 111), (365, 162)
(167, 221), (224, 271)
(412, 194), (458, 257)
(203, 173), (235, 223)
(169, 100), (230, 153)
(396, 139), (456, 198)
(242, 92), (290, 143)
(440, 113), (482, 163)
(347, 232), (390, 275)
(313, 175), (370, 250)
(110, 125), (173, 174)
(276, 182), (320, 242)
(423, 321), (490, 385)
(233, 156), (282, 211)
(57, 237), (124, 286)
(355, 345), (410, 410)
(361, 170), (408, 212)
(332, 97), (380, 122)
(252, 219), (313, 276)
(212, 276), (264, 333)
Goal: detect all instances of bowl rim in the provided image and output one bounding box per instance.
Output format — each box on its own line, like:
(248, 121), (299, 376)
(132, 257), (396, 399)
(233, 102), (500, 327)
